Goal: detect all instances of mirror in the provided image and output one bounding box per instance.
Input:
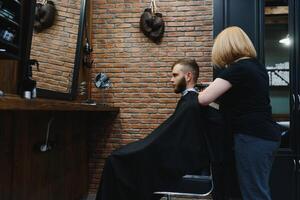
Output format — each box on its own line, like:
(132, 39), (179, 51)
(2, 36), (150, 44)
(28, 0), (87, 100)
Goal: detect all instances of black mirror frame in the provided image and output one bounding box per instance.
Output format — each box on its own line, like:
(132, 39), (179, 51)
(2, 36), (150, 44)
(25, 0), (88, 100)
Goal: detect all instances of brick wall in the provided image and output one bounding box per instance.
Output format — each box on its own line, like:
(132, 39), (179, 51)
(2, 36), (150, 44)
(31, 0), (81, 93)
(88, 0), (213, 196)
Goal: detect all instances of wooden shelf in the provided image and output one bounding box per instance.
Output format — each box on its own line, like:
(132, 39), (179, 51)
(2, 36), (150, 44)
(0, 38), (19, 50)
(0, 51), (20, 59)
(0, 13), (19, 27)
(0, 95), (120, 112)
(13, 0), (21, 6)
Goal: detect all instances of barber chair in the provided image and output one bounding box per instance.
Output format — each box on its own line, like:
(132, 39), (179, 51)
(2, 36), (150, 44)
(153, 165), (214, 200)
(153, 96), (226, 200)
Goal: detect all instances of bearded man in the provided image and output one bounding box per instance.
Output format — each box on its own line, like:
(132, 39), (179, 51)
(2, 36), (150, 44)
(96, 59), (229, 200)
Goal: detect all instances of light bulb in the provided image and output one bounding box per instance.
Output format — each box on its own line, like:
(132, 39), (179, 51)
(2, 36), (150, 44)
(279, 35), (291, 46)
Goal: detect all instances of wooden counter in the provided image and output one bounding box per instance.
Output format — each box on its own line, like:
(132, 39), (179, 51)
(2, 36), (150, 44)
(0, 95), (119, 112)
(0, 95), (119, 200)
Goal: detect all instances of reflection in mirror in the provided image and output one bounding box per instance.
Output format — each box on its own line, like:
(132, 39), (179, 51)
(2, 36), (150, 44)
(264, 0), (290, 148)
(265, 0), (289, 86)
(29, 0), (86, 99)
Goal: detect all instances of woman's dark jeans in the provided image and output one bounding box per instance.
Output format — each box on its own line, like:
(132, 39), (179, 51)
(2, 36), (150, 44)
(234, 134), (280, 200)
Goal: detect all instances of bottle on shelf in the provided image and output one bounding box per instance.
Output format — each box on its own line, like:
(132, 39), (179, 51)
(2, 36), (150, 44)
(20, 59), (39, 99)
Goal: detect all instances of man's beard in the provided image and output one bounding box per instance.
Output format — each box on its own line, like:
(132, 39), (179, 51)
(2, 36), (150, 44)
(174, 77), (187, 94)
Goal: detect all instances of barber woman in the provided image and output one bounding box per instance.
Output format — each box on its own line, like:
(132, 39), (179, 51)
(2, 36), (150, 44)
(198, 26), (281, 200)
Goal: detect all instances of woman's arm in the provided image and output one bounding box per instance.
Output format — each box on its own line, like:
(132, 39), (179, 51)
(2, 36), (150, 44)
(198, 78), (232, 105)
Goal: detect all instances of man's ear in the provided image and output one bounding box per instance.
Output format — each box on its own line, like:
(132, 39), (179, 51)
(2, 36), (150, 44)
(185, 72), (193, 82)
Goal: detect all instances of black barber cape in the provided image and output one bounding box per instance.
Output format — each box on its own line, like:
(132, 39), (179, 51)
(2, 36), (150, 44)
(96, 91), (211, 200)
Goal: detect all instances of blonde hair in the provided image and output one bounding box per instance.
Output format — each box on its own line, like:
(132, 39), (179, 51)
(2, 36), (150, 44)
(212, 26), (257, 68)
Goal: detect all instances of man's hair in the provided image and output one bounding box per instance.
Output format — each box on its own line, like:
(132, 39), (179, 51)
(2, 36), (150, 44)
(172, 58), (199, 83)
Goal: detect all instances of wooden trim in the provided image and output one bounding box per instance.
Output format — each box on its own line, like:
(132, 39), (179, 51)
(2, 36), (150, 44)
(272, 114), (289, 121)
(265, 6), (288, 15)
(0, 95), (119, 111)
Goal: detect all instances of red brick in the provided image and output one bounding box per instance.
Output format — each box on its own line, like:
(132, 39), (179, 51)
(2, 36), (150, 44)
(88, 0), (213, 195)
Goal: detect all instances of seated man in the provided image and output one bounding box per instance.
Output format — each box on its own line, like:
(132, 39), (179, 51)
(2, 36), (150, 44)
(96, 59), (229, 200)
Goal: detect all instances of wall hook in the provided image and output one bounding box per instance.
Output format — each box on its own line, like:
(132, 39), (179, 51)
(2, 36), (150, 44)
(40, 117), (54, 152)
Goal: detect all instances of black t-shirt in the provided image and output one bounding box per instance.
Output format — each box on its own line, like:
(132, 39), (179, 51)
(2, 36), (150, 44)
(217, 58), (281, 141)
